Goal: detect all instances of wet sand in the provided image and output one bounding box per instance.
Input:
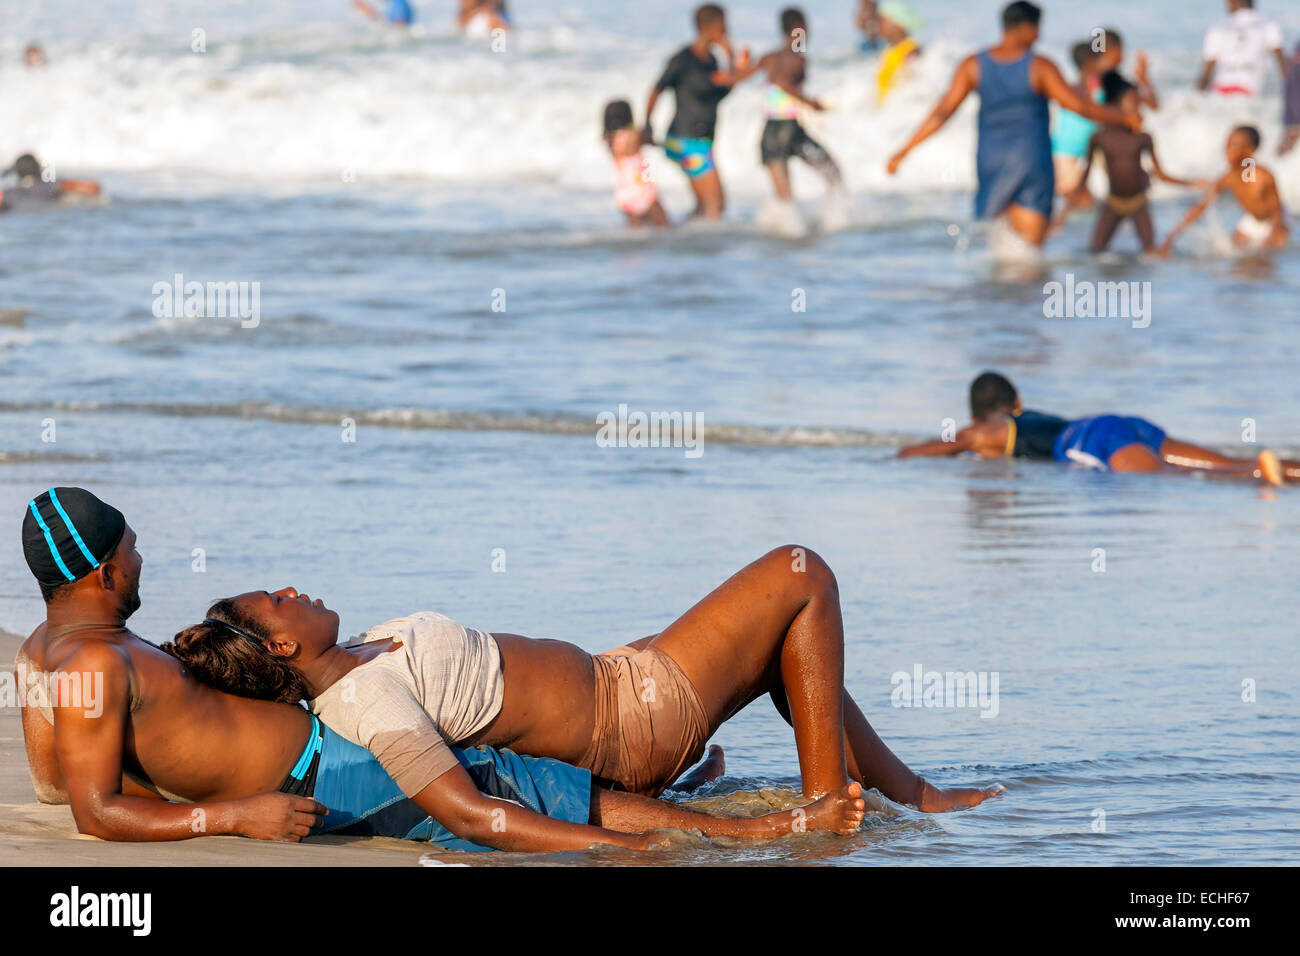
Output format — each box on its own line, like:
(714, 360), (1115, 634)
(0, 628), (427, 867)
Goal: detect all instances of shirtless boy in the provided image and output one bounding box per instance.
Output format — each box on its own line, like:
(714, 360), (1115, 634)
(1070, 73), (1199, 253)
(899, 372), (1290, 484)
(1158, 125), (1289, 255)
(733, 7), (843, 205)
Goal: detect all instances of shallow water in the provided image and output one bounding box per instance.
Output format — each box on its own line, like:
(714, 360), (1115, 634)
(2, 0), (1298, 865)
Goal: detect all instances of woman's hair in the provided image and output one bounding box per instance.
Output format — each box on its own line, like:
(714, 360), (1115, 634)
(161, 598), (309, 704)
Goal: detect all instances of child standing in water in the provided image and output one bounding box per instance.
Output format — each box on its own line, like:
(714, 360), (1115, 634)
(603, 100), (669, 228)
(1159, 126), (1290, 255)
(644, 4), (746, 220)
(734, 8), (844, 208)
(1071, 73), (1197, 253)
(1050, 42), (1109, 212)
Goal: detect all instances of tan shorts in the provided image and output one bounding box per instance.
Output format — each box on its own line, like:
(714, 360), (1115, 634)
(579, 646), (710, 797)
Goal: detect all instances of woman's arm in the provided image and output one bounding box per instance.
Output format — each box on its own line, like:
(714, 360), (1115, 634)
(412, 763), (650, 852)
(1036, 58), (1138, 131)
(888, 55), (977, 173)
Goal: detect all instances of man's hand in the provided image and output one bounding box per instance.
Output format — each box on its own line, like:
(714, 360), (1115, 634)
(886, 149), (907, 175)
(232, 793), (327, 842)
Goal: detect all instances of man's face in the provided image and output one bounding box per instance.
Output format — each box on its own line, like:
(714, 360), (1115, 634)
(112, 525), (143, 618)
(232, 587), (340, 653)
(701, 16), (727, 44)
(1011, 24), (1039, 46)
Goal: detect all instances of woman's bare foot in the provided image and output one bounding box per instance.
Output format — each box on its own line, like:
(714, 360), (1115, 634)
(915, 779), (1005, 812)
(798, 781), (866, 835)
(668, 744), (726, 794)
(1257, 450), (1283, 487)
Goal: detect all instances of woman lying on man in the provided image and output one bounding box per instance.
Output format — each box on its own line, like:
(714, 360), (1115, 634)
(165, 546), (1000, 851)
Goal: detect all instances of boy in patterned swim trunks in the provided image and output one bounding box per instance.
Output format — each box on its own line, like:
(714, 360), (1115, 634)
(644, 4), (747, 219)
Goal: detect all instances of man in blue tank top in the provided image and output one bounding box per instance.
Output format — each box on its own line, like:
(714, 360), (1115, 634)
(886, 1), (1137, 248)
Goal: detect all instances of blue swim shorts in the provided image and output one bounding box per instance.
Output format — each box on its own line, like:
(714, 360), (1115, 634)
(283, 715), (593, 853)
(1053, 415), (1167, 470)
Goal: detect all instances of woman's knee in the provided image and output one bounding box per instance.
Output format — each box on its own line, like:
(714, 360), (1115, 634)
(762, 545), (838, 597)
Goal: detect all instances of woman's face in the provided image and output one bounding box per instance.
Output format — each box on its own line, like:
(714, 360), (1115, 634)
(231, 587), (340, 656)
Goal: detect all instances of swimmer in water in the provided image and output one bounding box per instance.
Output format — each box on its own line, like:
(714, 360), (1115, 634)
(1158, 125), (1289, 256)
(0, 154), (100, 212)
(353, 0), (413, 26)
(24, 43), (47, 68)
(729, 7), (843, 206)
(459, 0), (510, 36)
(644, 4), (748, 220)
(603, 100), (669, 228)
(898, 371), (1291, 486)
(875, 1), (923, 104)
(887, 2), (1137, 249)
(1065, 73), (1202, 253)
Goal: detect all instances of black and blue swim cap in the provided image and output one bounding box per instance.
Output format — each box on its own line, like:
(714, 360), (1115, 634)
(22, 487), (126, 587)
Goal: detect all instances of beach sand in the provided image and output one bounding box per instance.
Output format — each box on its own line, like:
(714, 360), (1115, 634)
(0, 628), (429, 867)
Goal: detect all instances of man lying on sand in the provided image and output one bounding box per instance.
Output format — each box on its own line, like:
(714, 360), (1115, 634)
(17, 488), (866, 853)
(899, 371), (1293, 484)
(165, 563), (1000, 820)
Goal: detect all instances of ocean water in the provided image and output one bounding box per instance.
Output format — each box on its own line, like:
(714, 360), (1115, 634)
(1, 0), (1298, 865)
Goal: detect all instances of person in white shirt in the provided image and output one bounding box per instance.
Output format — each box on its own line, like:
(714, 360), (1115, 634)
(1198, 0), (1287, 96)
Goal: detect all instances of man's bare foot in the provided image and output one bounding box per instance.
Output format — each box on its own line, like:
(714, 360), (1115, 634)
(1257, 450), (1283, 487)
(915, 779), (1005, 812)
(667, 744), (726, 793)
(798, 782), (866, 835)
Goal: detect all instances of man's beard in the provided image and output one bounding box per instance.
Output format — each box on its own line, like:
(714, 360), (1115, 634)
(122, 582), (142, 619)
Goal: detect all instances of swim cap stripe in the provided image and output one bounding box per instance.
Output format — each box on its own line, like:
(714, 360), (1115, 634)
(27, 499), (76, 582)
(47, 488), (101, 571)
(21, 487), (126, 588)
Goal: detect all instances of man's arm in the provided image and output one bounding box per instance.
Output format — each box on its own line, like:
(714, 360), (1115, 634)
(715, 50), (769, 89)
(1036, 58), (1137, 130)
(411, 763), (651, 852)
(887, 55), (978, 173)
(54, 643), (324, 842)
(1197, 59), (1215, 92)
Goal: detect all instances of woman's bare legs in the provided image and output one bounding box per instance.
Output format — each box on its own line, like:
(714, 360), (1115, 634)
(649, 546), (998, 809)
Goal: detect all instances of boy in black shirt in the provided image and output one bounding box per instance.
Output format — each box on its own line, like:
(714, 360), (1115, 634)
(644, 4), (748, 219)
